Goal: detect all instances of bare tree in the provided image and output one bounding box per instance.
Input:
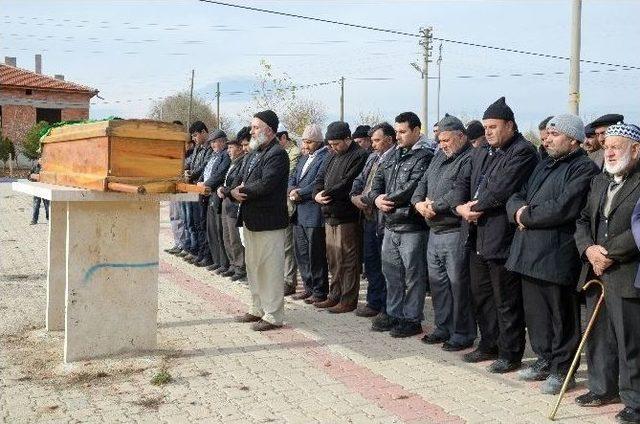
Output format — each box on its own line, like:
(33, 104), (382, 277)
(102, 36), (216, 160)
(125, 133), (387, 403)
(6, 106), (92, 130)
(282, 98), (327, 137)
(243, 59), (329, 138)
(356, 110), (386, 127)
(149, 91), (234, 134)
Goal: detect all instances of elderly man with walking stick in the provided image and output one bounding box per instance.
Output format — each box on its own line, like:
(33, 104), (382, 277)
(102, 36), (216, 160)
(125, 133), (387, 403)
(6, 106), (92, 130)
(574, 122), (640, 424)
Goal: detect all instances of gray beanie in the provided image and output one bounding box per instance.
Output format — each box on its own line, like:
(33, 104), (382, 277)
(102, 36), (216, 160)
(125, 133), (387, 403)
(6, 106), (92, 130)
(437, 114), (466, 133)
(547, 114), (585, 142)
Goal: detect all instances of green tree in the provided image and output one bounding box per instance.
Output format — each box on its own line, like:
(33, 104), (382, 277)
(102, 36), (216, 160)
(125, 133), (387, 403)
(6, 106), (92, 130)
(22, 121), (49, 162)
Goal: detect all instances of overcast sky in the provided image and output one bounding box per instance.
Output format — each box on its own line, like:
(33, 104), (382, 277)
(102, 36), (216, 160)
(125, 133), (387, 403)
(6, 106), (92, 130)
(2, 0), (639, 133)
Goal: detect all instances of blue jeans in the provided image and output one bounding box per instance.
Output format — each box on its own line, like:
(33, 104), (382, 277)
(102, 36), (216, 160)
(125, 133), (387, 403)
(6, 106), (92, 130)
(427, 231), (476, 344)
(363, 220), (386, 311)
(381, 229), (428, 323)
(31, 197), (49, 223)
(184, 201), (197, 254)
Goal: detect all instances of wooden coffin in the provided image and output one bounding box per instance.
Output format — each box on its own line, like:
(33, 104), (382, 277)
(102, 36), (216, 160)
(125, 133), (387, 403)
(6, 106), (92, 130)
(40, 119), (188, 193)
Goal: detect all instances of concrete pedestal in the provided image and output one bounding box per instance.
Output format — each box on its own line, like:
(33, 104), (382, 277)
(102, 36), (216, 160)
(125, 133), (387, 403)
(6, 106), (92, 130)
(12, 181), (197, 363)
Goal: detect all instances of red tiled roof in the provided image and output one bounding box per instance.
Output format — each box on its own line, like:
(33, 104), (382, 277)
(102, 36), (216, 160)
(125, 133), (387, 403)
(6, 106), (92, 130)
(0, 64), (98, 94)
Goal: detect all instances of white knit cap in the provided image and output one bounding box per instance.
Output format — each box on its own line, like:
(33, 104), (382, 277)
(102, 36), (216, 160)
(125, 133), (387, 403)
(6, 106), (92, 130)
(301, 124), (323, 142)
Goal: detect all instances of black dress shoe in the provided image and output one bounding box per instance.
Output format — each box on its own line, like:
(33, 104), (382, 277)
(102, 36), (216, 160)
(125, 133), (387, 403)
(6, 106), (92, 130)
(371, 313), (399, 332)
(462, 347), (499, 363)
(206, 264), (220, 271)
(231, 273), (247, 282)
(195, 259), (213, 267)
(442, 340), (474, 352)
(215, 267), (229, 275)
(421, 332), (449, 345)
(575, 391), (620, 407)
(616, 407), (640, 423)
(390, 321), (422, 338)
(284, 285), (296, 296)
(487, 359), (521, 374)
(177, 250), (190, 257)
(222, 269), (236, 277)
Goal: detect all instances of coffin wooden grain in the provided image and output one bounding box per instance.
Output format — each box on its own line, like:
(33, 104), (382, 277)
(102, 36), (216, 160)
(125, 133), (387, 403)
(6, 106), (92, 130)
(39, 119), (188, 193)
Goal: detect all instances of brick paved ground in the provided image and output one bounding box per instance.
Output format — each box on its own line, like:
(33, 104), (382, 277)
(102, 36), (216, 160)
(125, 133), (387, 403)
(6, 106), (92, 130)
(0, 182), (621, 423)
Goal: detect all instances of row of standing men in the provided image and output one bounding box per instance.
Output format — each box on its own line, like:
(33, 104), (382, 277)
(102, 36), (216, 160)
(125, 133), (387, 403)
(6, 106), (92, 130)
(165, 99), (640, 423)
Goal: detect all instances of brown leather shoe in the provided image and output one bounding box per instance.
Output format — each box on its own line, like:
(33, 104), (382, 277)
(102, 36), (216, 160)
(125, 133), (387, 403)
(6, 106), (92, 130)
(234, 313), (262, 323)
(251, 320), (282, 331)
(304, 296), (326, 304)
(328, 303), (357, 314)
(314, 298), (339, 309)
(355, 305), (380, 317)
(292, 291), (312, 301)
(284, 285), (297, 296)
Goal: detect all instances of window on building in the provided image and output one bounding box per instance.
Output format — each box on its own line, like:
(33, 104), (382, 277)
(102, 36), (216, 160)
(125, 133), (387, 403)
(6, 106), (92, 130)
(36, 108), (62, 124)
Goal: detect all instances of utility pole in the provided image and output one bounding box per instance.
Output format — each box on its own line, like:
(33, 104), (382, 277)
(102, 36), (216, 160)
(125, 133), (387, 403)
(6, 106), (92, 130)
(568, 0), (582, 114)
(187, 69), (195, 129)
(339, 76), (345, 121)
(436, 42), (443, 123)
(216, 82), (221, 129)
(413, 27), (433, 135)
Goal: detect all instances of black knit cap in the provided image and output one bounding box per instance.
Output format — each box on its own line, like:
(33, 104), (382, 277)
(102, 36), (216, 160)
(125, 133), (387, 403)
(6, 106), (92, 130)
(466, 120), (485, 140)
(325, 121), (351, 141)
(584, 124), (595, 138)
(352, 125), (371, 139)
(253, 109), (279, 134)
(589, 113), (624, 129)
(482, 96), (515, 122)
(235, 126), (251, 142)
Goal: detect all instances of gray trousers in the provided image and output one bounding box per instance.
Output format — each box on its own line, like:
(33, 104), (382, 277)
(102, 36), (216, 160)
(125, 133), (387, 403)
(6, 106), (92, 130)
(206, 203), (228, 268)
(586, 288), (640, 409)
(382, 229), (428, 323)
(169, 201), (186, 249)
(284, 224), (298, 289)
(427, 231), (476, 344)
(221, 208), (245, 275)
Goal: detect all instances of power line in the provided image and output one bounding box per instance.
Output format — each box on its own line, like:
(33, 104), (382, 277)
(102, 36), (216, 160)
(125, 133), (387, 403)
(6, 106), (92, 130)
(197, 0), (640, 71)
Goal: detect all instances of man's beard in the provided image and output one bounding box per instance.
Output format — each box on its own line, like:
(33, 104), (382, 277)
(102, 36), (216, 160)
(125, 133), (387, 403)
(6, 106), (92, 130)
(604, 146), (632, 175)
(249, 133), (267, 150)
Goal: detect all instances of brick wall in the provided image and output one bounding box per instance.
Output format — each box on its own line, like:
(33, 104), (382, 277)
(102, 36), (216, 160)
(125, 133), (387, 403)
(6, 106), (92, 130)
(61, 108), (89, 122)
(1, 87), (92, 147)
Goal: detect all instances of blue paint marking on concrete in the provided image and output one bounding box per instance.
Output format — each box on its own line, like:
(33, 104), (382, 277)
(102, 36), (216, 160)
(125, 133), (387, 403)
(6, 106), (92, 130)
(83, 261), (159, 283)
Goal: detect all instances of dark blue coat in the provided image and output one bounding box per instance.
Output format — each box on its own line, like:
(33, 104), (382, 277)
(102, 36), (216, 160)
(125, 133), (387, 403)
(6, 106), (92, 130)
(288, 146), (330, 228)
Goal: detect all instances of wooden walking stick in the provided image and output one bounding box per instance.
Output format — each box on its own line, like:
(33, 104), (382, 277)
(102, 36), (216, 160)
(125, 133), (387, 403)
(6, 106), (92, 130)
(548, 279), (605, 420)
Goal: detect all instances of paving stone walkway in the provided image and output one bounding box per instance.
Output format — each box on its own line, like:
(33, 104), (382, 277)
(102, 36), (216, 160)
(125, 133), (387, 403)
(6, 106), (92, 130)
(0, 182), (619, 423)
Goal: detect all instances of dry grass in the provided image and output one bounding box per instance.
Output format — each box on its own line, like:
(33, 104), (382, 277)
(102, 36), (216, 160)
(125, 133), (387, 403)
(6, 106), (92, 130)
(132, 394), (165, 410)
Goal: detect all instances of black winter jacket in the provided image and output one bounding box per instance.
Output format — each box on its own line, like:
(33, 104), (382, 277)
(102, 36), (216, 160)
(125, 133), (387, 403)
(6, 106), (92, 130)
(506, 148), (599, 285)
(449, 132), (539, 259)
(365, 146), (434, 232)
(313, 142), (368, 225)
(230, 138), (290, 231)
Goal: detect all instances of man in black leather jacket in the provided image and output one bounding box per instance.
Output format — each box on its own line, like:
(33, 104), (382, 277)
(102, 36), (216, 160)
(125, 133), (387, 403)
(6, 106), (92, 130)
(364, 112), (434, 338)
